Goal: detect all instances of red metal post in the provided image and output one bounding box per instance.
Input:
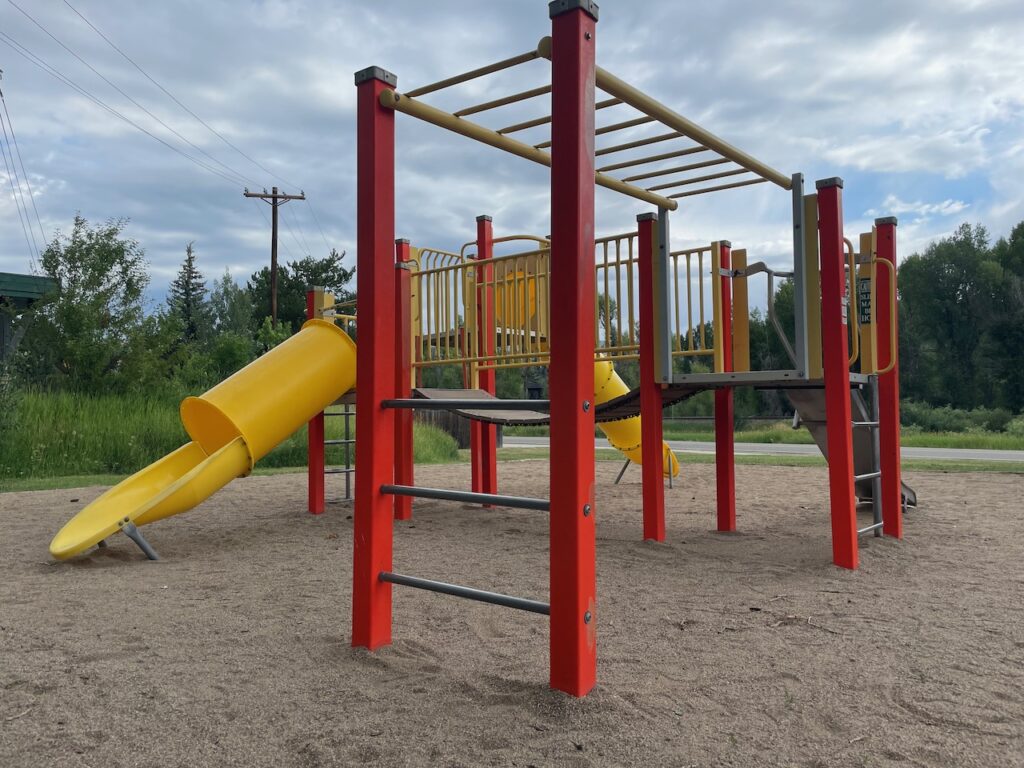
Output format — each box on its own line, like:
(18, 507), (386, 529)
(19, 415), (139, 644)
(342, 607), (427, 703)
(816, 178), (858, 569)
(352, 66), (397, 648)
(476, 215), (498, 500)
(394, 240), (414, 521)
(306, 289), (326, 514)
(714, 241), (736, 532)
(875, 217), (903, 538)
(637, 213), (666, 541)
(548, 1), (598, 698)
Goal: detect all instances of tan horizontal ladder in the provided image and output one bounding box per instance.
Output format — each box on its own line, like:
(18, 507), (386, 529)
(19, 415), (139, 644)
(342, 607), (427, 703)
(380, 89), (678, 210)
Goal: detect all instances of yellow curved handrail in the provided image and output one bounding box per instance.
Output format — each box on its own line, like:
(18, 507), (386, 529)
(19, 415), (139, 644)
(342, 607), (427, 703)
(843, 237), (860, 368)
(872, 257), (898, 375)
(460, 234), (550, 259)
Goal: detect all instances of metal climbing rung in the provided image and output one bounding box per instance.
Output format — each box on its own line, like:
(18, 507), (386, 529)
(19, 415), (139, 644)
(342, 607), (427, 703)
(852, 421), (879, 428)
(854, 470), (882, 482)
(382, 398), (551, 411)
(379, 572), (550, 615)
(381, 484), (549, 511)
(857, 522), (883, 535)
(324, 439), (355, 446)
(325, 468), (354, 475)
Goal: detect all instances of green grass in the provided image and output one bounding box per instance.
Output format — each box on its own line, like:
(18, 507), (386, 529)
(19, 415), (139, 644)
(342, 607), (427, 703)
(0, 390), (457, 491)
(3, 389), (1021, 495)
(508, 420), (1024, 450)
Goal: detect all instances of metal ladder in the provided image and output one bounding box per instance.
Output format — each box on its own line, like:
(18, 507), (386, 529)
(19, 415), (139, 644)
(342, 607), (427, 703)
(323, 402), (355, 501)
(853, 376), (883, 537)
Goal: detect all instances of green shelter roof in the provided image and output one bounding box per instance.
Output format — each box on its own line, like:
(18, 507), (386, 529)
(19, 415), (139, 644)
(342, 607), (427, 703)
(0, 272), (58, 309)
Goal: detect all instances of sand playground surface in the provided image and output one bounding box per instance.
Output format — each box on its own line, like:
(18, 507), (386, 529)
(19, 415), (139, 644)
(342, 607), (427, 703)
(2, 460), (1022, 767)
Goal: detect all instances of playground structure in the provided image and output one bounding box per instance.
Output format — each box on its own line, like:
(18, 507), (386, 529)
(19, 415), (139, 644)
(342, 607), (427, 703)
(348, 1), (907, 698)
(47, 1), (914, 700)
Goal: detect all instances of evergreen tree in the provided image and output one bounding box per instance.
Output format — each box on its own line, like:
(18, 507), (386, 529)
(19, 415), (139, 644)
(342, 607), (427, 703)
(167, 242), (212, 343)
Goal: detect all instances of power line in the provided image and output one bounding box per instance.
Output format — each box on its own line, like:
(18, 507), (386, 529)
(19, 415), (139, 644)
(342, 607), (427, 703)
(0, 79), (47, 247)
(7, 0), (258, 188)
(281, 203), (311, 256)
(58, 0), (300, 192)
(0, 105), (37, 262)
(57, 0), (336, 256)
(305, 198), (332, 252)
(0, 31), (243, 188)
(248, 198), (296, 262)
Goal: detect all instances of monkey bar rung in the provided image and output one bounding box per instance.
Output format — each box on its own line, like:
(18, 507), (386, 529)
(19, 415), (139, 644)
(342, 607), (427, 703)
(405, 47), (543, 98)
(669, 178), (769, 199)
(648, 169), (750, 193)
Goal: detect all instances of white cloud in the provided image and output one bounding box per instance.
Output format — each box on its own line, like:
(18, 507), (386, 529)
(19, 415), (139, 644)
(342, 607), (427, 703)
(0, 0), (1021, 290)
(865, 195), (969, 220)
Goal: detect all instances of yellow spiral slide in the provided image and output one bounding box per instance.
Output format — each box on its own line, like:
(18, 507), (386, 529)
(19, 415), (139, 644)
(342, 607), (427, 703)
(49, 323), (677, 559)
(593, 360), (680, 478)
(48, 320), (357, 560)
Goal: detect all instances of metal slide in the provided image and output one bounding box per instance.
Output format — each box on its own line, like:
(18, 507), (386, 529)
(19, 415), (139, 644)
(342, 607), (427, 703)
(786, 387), (917, 508)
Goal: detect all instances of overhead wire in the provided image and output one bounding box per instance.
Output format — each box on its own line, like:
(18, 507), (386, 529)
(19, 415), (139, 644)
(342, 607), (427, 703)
(0, 31), (243, 188)
(0, 83), (46, 248)
(305, 198), (332, 253)
(58, 0), (333, 251)
(249, 197), (296, 261)
(280, 203), (311, 257)
(0, 104), (37, 262)
(6, 0), (259, 189)
(59, 0), (299, 190)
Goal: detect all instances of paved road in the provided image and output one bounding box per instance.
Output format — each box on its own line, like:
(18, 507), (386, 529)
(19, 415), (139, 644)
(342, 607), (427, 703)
(502, 435), (1024, 463)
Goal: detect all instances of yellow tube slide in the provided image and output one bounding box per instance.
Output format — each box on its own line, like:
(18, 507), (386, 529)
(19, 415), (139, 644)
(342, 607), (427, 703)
(593, 360), (680, 478)
(49, 320), (356, 559)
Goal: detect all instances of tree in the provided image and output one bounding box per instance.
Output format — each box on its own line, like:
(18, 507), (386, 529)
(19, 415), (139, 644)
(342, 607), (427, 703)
(20, 215), (149, 392)
(210, 269), (253, 336)
(898, 223), (1001, 408)
(167, 242), (212, 343)
(247, 249), (355, 333)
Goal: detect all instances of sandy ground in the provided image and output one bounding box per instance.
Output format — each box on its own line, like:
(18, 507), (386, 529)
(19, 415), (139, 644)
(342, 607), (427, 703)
(1, 460), (1022, 767)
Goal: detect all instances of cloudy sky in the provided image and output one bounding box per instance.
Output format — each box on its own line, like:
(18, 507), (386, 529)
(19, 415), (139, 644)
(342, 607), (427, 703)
(1, 0), (1021, 305)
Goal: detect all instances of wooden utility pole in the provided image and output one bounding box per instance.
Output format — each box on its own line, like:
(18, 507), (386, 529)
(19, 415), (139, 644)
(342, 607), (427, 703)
(243, 186), (305, 326)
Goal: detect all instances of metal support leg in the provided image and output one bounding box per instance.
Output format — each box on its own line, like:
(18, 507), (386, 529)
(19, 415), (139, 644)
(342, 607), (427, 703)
(395, 242), (414, 521)
(875, 216), (903, 538)
(548, 2), (598, 698)
(817, 178), (858, 569)
(352, 65), (397, 650)
(638, 212), (666, 541)
(614, 459), (631, 485)
(477, 215), (498, 504)
(119, 521), (159, 561)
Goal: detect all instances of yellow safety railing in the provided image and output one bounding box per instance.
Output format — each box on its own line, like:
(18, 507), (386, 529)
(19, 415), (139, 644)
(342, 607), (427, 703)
(408, 232), (718, 373)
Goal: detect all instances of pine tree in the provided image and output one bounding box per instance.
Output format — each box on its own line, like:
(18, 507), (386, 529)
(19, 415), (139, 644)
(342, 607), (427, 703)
(167, 242), (211, 343)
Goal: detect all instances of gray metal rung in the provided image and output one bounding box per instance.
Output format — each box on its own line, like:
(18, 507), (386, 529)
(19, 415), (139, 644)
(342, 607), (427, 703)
(857, 522), (884, 535)
(852, 421), (879, 428)
(379, 571), (549, 615)
(325, 468), (354, 475)
(324, 439), (355, 445)
(381, 484), (549, 511)
(854, 470), (882, 481)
